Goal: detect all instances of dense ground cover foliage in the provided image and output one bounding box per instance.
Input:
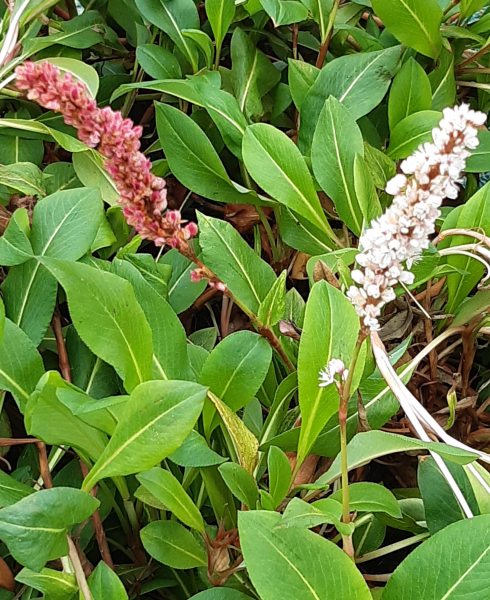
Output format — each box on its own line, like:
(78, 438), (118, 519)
(2, 0), (490, 598)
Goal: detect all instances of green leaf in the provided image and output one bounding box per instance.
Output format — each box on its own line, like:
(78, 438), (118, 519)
(388, 58), (432, 130)
(183, 29), (214, 69)
(330, 482), (402, 517)
(16, 567), (77, 600)
(364, 143), (396, 190)
(0, 162), (46, 197)
(0, 118), (85, 153)
(258, 270), (287, 327)
(2, 188), (104, 346)
(200, 330), (272, 433)
(372, 0), (443, 58)
(189, 327), (217, 352)
(88, 561), (128, 600)
(111, 258), (191, 381)
(277, 497), (343, 530)
(136, 44), (182, 79)
(41, 258), (153, 392)
(161, 248), (207, 314)
(428, 48), (456, 111)
(311, 97), (364, 236)
(268, 446), (292, 507)
(206, 0), (235, 58)
(24, 11), (106, 52)
(0, 298), (3, 344)
(316, 431), (478, 488)
(0, 319), (44, 411)
(239, 511), (371, 600)
(114, 77), (248, 160)
(299, 46), (403, 152)
(354, 153), (382, 223)
(66, 327), (119, 400)
(26, 371), (108, 462)
(260, 0), (308, 26)
(288, 59), (320, 112)
(0, 470), (34, 507)
(197, 212), (277, 313)
(82, 380), (207, 490)
(387, 110), (442, 159)
(219, 462), (259, 508)
(207, 391), (259, 473)
(72, 149), (119, 206)
(382, 515), (490, 599)
(277, 207), (335, 255)
(135, 0), (200, 71)
(418, 457), (478, 534)
(453, 289), (490, 327)
(297, 281), (364, 464)
(169, 430), (226, 467)
(57, 389), (126, 436)
(0, 208), (33, 267)
(231, 28), (281, 119)
(46, 57), (99, 98)
(200, 465), (237, 528)
(460, 0), (488, 20)
(299, 0), (333, 42)
(243, 123), (336, 240)
(192, 591), (252, 599)
(141, 521), (207, 568)
(123, 254), (170, 299)
(0, 487), (99, 572)
(156, 102), (266, 205)
(0, 129), (43, 167)
(467, 129), (490, 173)
(137, 467), (205, 533)
(439, 182), (490, 313)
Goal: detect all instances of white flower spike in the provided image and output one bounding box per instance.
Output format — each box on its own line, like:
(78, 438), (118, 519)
(348, 104), (486, 331)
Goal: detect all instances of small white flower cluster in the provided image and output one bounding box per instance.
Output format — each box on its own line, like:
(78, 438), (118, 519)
(347, 104), (486, 330)
(318, 358), (348, 387)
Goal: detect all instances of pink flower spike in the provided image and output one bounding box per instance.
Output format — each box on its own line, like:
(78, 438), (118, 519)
(14, 61), (199, 250)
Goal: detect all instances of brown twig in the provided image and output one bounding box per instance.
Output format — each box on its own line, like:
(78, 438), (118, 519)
(65, 0), (77, 19)
(457, 44), (490, 71)
(52, 311), (72, 383)
(316, 28), (334, 68)
(292, 23), (298, 60)
(221, 295), (230, 339)
(53, 5), (70, 19)
(79, 462), (115, 571)
(0, 437), (38, 446)
(36, 441), (53, 489)
(316, 0), (341, 68)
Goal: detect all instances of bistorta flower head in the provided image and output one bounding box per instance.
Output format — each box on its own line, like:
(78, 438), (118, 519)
(14, 61), (197, 251)
(318, 358), (349, 388)
(347, 104), (486, 331)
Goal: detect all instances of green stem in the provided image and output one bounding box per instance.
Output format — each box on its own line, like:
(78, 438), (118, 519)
(339, 333), (366, 558)
(442, 0), (459, 16)
(214, 42), (222, 70)
(256, 206), (280, 263)
(99, 480), (130, 535)
(239, 163), (276, 258)
(356, 532), (430, 564)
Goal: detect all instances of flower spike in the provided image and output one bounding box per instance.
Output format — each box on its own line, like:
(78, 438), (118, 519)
(347, 104), (486, 331)
(14, 61), (198, 251)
